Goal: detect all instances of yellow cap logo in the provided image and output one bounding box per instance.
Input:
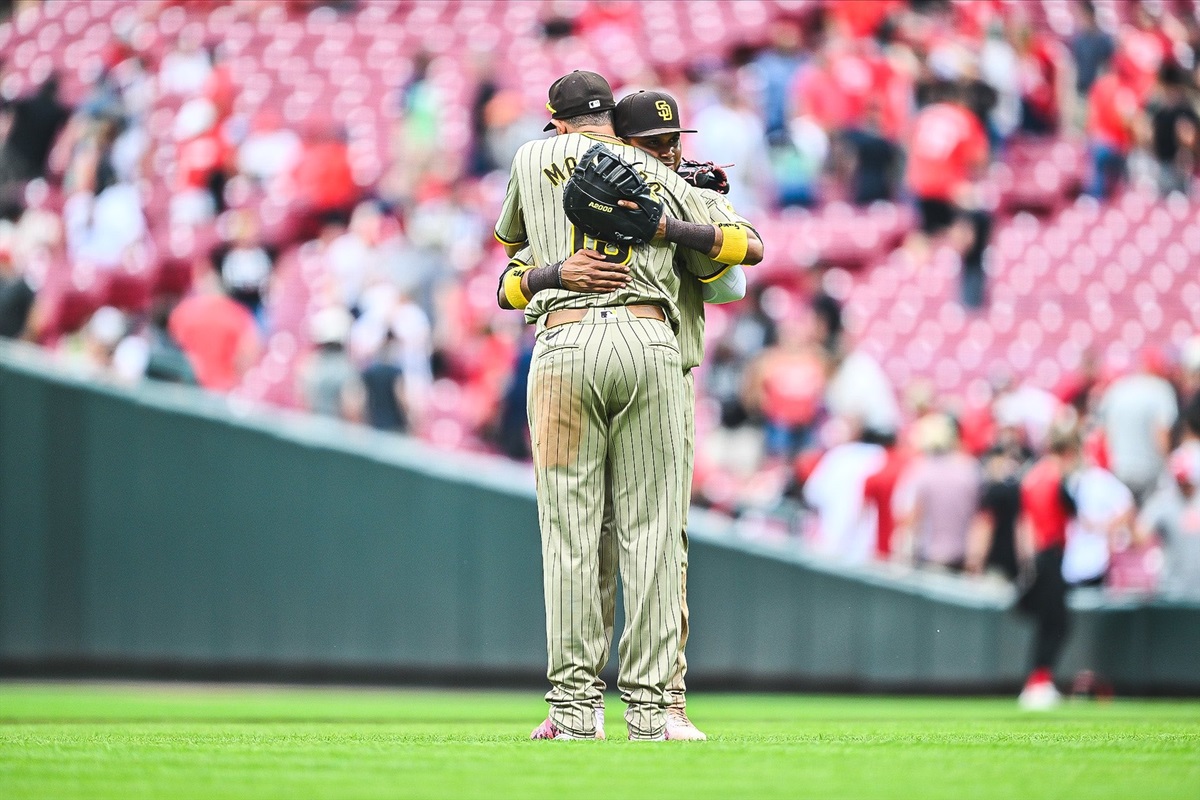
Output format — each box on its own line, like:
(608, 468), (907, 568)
(654, 99), (673, 121)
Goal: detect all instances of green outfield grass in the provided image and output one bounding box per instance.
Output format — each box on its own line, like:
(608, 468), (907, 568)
(0, 684), (1197, 800)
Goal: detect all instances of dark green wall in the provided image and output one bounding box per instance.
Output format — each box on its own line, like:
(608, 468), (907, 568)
(2, 343), (1197, 693)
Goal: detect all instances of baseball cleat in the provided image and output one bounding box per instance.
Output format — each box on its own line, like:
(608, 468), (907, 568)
(1018, 681), (1063, 711)
(530, 717), (596, 740)
(665, 707), (707, 741)
(595, 706), (606, 740)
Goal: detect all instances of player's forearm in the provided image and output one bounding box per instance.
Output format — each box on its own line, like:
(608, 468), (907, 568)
(663, 218), (762, 266)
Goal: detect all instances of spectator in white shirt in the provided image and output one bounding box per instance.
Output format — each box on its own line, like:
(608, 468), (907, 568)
(803, 426), (887, 564)
(1062, 457), (1135, 587)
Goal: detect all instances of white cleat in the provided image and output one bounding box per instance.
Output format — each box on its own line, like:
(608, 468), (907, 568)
(1018, 682), (1063, 711)
(664, 707), (708, 740)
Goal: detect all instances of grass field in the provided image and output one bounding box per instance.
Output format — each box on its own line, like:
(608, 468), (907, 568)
(1, 683), (1197, 800)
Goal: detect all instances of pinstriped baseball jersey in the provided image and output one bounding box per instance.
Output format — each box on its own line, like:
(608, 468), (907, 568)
(505, 187), (754, 373)
(674, 188), (756, 371)
(494, 132), (718, 330)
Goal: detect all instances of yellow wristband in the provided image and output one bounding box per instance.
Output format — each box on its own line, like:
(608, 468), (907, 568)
(503, 269), (529, 309)
(714, 224), (749, 265)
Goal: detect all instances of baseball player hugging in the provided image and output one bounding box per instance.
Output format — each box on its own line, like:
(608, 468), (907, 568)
(494, 71), (762, 742)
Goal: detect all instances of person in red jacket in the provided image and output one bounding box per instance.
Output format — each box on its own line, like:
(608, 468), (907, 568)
(906, 82), (992, 308)
(1015, 422), (1081, 710)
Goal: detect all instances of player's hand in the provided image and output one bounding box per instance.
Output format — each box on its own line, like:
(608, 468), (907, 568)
(617, 200), (668, 241)
(561, 249), (630, 293)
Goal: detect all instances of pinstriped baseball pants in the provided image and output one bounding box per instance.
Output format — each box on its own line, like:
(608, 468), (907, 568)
(528, 307), (687, 739)
(596, 372), (695, 711)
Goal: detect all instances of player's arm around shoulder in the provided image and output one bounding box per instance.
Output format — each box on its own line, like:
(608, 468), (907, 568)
(673, 186), (761, 303)
(652, 168), (764, 270)
(497, 247), (534, 310)
(496, 246), (630, 310)
(698, 186), (764, 266)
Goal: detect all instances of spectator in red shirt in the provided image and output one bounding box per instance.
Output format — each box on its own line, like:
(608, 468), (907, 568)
(286, 125), (360, 239)
(862, 430), (909, 558)
(168, 259), (262, 392)
(1015, 422), (1081, 710)
(907, 84), (989, 230)
(906, 82), (992, 308)
(1085, 55), (1140, 198)
(742, 310), (829, 460)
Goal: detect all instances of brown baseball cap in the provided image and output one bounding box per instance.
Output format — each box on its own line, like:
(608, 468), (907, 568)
(613, 90), (697, 138)
(543, 70), (616, 131)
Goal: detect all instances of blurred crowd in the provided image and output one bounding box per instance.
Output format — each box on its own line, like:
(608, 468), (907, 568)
(0, 0), (1198, 600)
(765, 291), (1200, 604)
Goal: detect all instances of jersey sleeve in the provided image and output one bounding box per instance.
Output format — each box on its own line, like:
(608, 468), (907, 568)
(506, 244), (534, 269)
(493, 151), (528, 247)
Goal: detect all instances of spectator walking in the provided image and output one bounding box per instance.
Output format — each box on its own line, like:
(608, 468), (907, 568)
(109, 296), (197, 386)
(1085, 55), (1139, 198)
(1141, 62), (1198, 197)
(1068, 1), (1115, 100)
(1015, 424), (1081, 711)
(905, 83), (991, 308)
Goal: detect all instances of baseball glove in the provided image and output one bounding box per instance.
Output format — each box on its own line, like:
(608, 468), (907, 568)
(677, 160), (730, 194)
(563, 143), (664, 245)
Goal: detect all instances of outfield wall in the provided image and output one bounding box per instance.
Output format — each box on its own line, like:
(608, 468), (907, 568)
(2, 342), (1197, 694)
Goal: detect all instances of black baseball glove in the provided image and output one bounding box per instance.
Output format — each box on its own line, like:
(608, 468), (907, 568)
(677, 160), (730, 194)
(563, 143), (664, 245)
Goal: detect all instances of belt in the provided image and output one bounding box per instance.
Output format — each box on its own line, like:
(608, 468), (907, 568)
(543, 304), (666, 329)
